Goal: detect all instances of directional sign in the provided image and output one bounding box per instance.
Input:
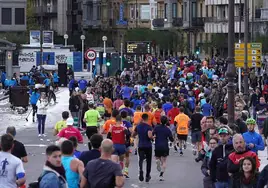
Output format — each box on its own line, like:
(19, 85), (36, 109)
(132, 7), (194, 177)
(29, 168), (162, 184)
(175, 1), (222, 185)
(234, 43), (262, 68)
(85, 49), (96, 61)
(235, 61), (261, 68)
(235, 55), (261, 61)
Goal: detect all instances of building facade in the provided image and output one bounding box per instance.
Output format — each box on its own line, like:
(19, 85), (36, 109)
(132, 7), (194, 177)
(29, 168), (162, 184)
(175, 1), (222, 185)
(0, 0), (27, 32)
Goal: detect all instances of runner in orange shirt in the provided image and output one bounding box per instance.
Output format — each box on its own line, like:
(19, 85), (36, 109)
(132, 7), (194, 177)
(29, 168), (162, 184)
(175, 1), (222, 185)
(143, 104), (157, 127)
(174, 107), (190, 156)
(133, 105), (143, 155)
(103, 95), (113, 120)
(101, 110), (119, 134)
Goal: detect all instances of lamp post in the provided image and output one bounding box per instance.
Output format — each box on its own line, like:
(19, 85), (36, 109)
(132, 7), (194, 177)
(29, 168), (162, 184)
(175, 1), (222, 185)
(102, 36), (107, 76)
(80, 35), (85, 71)
(40, 1), (44, 65)
(226, 0), (236, 128)
(244, 0), (249, 103)
(64, 34), (68, 47)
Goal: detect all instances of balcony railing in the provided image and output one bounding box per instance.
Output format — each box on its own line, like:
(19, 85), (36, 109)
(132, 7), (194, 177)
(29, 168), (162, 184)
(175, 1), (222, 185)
(152, 18), (164, 27)
(34, 5), (57, 15)
(192, 17), (204, 27)
(204, 16), (243, 22)
(172, 17), (183, 27)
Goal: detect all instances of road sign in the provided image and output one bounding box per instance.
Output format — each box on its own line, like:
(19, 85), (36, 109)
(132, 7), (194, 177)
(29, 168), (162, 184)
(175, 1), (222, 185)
(235, 61), (261, 67)
(234, 43), (262, 68)
(85, 49), (96, 61)
(146, 55), (153, 61)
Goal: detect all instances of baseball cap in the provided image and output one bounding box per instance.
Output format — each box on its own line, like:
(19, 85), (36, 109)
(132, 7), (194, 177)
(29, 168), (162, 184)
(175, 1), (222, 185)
(66, 118), (74, 125)
(218, 128), (229, 135)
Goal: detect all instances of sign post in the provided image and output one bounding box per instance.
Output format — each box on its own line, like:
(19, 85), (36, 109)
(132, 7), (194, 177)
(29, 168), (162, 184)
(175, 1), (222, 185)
(235, 43), (262, 68)
(85, 49), (97, 77)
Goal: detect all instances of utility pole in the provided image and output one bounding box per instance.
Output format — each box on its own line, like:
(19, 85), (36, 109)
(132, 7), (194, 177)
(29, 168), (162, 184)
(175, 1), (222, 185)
(251, 0), (254, 42)
(244, 0), (249, 102)
(226, 0), (236, 128)
(40, 0), (43, 65)
(136, 0), (138, 28)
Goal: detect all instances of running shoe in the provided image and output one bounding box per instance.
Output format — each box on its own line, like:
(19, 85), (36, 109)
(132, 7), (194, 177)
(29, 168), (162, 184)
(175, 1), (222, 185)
(156, 160), (161, 172)
(180, 151), (183, 156)
(38, 134), (42, 137)
(159, 172), (164, 181)
(124, 171), (129, 178)
(42, 134), (47, 137)
(139, 171), (144, 182)
(183, 144), (187, 150)
(192, 150), (197, 156)
(145, 175), (151, 183)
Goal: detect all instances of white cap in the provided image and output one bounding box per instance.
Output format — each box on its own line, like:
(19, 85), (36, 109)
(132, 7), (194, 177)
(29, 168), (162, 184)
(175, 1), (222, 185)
(66, 118), (74, 125)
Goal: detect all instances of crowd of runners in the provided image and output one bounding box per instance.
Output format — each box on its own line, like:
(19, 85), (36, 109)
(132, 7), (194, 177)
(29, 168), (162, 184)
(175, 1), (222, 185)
(1, 58), (268, 187)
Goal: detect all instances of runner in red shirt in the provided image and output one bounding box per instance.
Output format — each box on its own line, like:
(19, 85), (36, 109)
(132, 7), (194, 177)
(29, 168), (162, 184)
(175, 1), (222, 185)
(57, 118), (83, 143)
(154, 103), (165, 125)
(167, 101), (180, 151)
(108, 115), (127, 169)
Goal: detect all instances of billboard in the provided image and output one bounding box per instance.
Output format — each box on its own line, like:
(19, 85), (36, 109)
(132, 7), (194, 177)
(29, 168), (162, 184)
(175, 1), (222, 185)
(43, 31), (54, 45)
(30, 30), (41, 45)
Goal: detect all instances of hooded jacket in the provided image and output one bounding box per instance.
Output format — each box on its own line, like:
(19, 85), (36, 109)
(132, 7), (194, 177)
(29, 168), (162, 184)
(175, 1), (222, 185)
(209, 143), (234, 182)
(39, 166), (68, 188)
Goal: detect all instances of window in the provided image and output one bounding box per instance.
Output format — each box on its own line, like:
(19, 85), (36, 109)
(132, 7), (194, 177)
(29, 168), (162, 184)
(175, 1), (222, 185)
(206, 5), (208, 17)
(212, 5), (214, 17)
(200, 3), (203, 17)
(2, 8), (12, 25)
(192, 2), (197, 18)
(140, 5), (150, 20)
(172, 3), (177, 18)
(181, 4), (183, 18)
(97, 4), (101, 20)
(183, 2), (187, 21)
(130, 5), (135, 19)
(15, 8), (25, 25)
(164, 3), (167, 19)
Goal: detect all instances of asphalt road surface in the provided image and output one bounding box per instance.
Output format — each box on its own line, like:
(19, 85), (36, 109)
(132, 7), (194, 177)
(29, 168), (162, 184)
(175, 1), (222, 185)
(1, 88), (203, 187)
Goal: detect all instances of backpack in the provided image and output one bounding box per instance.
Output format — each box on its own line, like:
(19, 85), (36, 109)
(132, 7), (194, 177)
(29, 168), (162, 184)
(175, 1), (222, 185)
(28, 171), (52, 188)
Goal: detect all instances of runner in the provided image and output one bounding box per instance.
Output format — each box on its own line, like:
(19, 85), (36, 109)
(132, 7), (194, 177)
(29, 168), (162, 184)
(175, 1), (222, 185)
(132, 113), (153, 182)
(153, 116), (174, 181)
(190, 106), (203, 156)
(121, 111), (133, 178)
(167, 101), (180, 151)
(133, 105), (143, 155)
(174, 107), (190, 156)
(101, 109), (118, 134)
(108, 115), (127, 170)
(83, 103), (101, 141)
(53, 111), (69, 136)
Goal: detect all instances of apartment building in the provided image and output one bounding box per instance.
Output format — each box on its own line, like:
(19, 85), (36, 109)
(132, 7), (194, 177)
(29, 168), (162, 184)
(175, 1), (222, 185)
(0, 0), (27, 32)
(31, 0), (82, 36)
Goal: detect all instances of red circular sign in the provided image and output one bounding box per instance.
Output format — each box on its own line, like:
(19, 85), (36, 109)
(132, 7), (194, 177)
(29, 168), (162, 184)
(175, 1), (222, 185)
(85, 49), (96, 61)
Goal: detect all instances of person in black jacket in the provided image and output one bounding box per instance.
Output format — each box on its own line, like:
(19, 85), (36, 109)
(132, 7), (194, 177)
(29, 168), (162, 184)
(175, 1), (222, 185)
(231, 156), (259, 188)
(69, 90), (80, 121)
(209, 127), (234, 188)
(257, 164), (268, 188)
(201, 137), (218, 188)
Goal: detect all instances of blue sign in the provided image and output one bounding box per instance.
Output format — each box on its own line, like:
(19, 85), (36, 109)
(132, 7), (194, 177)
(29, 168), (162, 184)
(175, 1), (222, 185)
(117, 3), (127, 25)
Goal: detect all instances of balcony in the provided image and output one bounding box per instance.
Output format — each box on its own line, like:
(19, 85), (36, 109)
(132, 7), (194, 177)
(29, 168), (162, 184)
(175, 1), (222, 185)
(34, 6), (57, 17)
(152, 18), (164, 27)
(192, 17), (204, 27)
(172, 17), (183, 27)
(204, 16), (243, 23)
(83, 20), (102, 29)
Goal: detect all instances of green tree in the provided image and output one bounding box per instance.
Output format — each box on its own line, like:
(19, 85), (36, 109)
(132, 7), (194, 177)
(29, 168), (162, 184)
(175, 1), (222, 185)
(26, 0), (39, 32)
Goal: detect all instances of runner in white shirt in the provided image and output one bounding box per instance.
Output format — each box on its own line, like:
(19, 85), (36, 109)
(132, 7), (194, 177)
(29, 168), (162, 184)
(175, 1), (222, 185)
(0, 134), (25, 188)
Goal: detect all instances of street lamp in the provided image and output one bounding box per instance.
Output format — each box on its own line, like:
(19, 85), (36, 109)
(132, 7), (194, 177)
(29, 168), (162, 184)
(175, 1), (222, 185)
(64, 34), (68, 47)
(80, 35), (85, 71)
(102, 36), (107, 54)
(226, 0), (236, 128)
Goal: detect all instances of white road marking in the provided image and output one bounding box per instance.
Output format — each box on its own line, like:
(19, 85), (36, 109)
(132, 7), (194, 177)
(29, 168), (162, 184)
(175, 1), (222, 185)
(25, 144), (48, 147)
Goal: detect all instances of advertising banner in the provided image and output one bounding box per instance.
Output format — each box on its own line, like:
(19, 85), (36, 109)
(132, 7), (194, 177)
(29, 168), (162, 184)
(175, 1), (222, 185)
(43, 31), (54, 45)
(30, 30), (41, 46)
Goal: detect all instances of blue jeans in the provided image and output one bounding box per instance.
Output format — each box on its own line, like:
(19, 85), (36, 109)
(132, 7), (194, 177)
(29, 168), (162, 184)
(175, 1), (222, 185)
(214, 181), (228, 188)
(37, 114), (46, 134)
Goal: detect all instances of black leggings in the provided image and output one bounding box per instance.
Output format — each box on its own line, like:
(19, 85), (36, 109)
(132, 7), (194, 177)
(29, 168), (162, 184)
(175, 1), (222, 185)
(32, 104), (37, 117)
(138, 147), (152, 177)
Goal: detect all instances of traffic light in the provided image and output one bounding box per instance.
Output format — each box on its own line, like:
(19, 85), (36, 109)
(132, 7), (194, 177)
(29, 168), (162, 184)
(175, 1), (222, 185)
(195, 46), (200, 55)
(106, 53), (111, 67)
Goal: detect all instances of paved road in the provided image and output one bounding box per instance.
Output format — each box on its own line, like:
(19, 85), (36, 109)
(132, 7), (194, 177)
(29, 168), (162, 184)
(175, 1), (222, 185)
(1, 88), (202, 187)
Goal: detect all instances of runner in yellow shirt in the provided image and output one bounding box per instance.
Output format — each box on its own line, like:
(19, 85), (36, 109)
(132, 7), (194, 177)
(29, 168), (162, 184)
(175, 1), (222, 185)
(54, 111), (69, 136)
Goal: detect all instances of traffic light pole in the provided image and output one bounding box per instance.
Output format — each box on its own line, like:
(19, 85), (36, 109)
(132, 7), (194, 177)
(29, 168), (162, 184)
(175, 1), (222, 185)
(244, 0), (249, 102)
